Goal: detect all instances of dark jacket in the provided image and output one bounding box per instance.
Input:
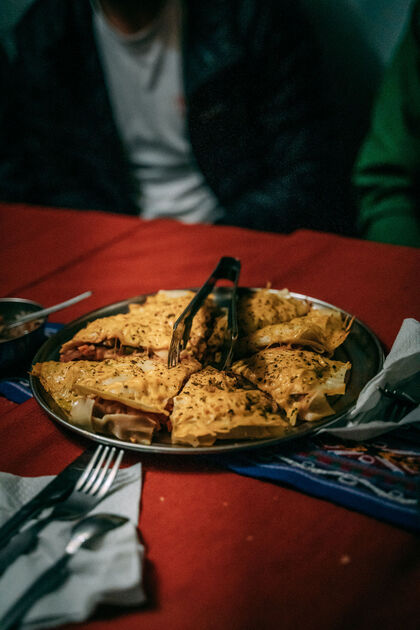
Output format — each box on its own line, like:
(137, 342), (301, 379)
(0, 0), (356, 235)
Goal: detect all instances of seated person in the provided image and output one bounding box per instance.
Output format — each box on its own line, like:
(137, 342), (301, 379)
(0, 0), (356, 236)
(353, 0), (420, 248)
(0, 44), (9, 148)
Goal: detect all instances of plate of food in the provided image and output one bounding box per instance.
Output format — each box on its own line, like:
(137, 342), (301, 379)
(29, 287), (384, 454)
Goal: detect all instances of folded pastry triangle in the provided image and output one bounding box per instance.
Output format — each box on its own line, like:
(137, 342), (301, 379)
(32, 355), (200, 444)
(170, 366), (289, 447)
(60, 290), (214, 362)
(236, 309), (353, 356)
(232, 347), (351, 425)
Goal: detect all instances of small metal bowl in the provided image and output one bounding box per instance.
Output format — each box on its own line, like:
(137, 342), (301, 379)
(0, 298), (47, 374)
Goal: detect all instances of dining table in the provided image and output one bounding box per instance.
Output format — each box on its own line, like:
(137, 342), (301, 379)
(0, 201), (419, 630)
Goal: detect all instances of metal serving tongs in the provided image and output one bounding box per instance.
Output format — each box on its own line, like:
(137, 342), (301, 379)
(168, 256), (241, 370)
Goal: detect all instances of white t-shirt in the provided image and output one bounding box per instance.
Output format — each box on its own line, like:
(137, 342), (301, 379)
(92, 0), (224, 224)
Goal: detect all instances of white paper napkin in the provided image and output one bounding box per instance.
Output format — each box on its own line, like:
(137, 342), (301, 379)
(320, 318), (420, 440)
(0, 463), (145, 629)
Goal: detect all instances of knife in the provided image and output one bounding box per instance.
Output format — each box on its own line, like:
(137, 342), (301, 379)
(0, 514), (129, 630)
(0, 448), (95, 550)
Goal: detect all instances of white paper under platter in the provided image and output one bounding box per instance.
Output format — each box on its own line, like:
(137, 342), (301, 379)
(30, 288), (384, 455)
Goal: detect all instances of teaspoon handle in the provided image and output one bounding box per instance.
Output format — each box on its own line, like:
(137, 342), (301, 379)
(7, 291), (92, 329)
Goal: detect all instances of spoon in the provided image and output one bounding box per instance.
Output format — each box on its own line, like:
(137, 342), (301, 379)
(5, 291), (93, 330)
(0, 512), (129, 630)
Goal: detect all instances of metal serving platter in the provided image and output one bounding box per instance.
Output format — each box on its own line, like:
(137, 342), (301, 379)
(30, 288), (384, 455)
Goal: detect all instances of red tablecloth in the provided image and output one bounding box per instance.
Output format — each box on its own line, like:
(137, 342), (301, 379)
(1, 203), (419, 630)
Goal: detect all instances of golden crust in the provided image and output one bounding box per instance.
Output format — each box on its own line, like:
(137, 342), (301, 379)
(232, 347), (351, 424)
(32, 355), (201, 416)
(236, 309), (353, 356)
(60, 291), (214, 360)
(206, 289), (313, 362)
(74, 355), (201, 414)
(237, 289), (310, 335)
(170, 366), (289, 447)
(31, 360), (100, 412)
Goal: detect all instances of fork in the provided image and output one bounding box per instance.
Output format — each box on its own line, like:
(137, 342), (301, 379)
(168, 256), (241, 369)
(379, 385), (418, 422)
(0, 444), (124, 576)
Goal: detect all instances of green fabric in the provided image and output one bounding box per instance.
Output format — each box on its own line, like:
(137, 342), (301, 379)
(353, 1), (420, 248)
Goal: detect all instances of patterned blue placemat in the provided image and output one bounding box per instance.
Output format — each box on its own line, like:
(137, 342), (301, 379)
(217, 428), (420, 531)
(0, 323), (63, 403)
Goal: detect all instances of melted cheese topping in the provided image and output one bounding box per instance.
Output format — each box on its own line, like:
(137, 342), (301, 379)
(74, 355), (200, 414)
(206, 289), (312, 360)
(237, 309), (352, 356)
(171, 366), (289, 447)
(237, 289), (310, 335)
(60, 291), (214, 359)
(31, 360), (100, 412)
(32, 354), (200, 413)
(232, 347), (350, 424)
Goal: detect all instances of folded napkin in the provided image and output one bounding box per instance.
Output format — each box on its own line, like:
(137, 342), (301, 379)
(320, 318), (420, 440)
(0, 463), (145, 630)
